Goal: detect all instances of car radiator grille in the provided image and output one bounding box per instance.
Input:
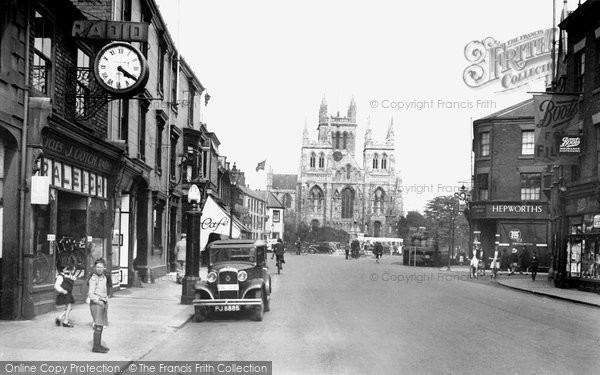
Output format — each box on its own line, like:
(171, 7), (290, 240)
(218, 270), (238, 299)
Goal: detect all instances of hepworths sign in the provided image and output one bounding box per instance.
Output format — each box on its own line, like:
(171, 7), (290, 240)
(463, 29), (554, 92)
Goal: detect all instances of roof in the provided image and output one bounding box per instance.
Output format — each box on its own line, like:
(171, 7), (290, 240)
(271, 174), (298, 190)
(256, 191), (285, 209)
(475, 98), (534, 122)
(238, 185), (266, 201)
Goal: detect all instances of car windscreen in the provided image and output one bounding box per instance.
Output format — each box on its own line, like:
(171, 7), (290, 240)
(209, 247), (256, 264)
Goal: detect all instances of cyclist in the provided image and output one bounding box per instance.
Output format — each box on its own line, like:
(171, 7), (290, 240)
(374, 242), (383, 263)
(272, 239), (286, 269)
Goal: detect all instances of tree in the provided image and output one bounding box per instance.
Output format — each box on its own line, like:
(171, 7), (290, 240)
(423, 195), (469, 259)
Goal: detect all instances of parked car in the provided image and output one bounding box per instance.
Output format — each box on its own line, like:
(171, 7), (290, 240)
(308, 241), (337, 254)
(193, 239), (271, 322)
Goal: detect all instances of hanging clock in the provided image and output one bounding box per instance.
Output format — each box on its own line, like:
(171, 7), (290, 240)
(93, 41), (149, 97)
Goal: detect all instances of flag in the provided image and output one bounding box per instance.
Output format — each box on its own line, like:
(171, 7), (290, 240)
(255, 160), (266, 172)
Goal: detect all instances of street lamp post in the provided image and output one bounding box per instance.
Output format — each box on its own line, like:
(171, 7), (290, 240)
(181, 184), (204, 305)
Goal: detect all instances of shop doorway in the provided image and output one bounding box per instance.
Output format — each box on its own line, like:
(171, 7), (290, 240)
(117, 194), (130, 287)
(56, 191), (87, 279)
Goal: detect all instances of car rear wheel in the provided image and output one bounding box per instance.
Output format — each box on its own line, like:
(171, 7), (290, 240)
(253, 290), (264, 321)
(193, 306), (208, 322)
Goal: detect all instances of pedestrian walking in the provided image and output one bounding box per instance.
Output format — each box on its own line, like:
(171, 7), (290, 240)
(345, 243), (350, 260)
(489, 247), (499, 279)
(54, 265), (76, 327)
(530, 250), (539, 281)
(509, 248), (519, 275)
(470, 250), (479, 279)
(88, 258), (110, 353)
(374, 242), (383, 263)
(175, 233), (187, 283)
(351, 239), (360, 259)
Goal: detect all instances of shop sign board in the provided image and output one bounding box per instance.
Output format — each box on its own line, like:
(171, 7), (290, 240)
(42, 132), (116, 174)
(558, 136), (581, 154)
(594, 215), (600, 228)
(199, 196), (242, 252)
(38, 158), (108, 199)
(469, 203), (547, 219)
(72, 20), (149, 42)
(31, 175), (50, 204)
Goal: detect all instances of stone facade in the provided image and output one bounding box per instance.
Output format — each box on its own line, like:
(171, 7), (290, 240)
(295, 98), (404, 237)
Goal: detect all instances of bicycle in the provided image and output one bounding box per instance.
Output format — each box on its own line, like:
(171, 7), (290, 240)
(276, 257), (282, 275)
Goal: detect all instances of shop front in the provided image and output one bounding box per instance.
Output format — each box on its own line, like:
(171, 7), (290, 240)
(561, 193), (600, 292)
(28, 127), (120, 316)
(470, 202), (551, 269)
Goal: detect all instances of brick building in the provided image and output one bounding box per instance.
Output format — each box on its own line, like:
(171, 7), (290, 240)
(471, 99), (552, 268)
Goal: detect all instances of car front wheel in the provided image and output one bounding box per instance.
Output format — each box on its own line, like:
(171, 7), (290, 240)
(253, 290), (264, 321)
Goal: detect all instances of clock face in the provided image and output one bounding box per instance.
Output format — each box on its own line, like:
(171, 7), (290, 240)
(333, 151), (343, 162)
(94, 42), (149, 97)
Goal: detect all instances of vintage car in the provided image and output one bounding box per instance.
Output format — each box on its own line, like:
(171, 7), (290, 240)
(193, 239), (271, 322)
(308, 241), (337, 254)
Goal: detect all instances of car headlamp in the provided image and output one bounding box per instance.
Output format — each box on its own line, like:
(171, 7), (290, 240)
(238, 270), (248, 282)
(207, 272), (217, 283)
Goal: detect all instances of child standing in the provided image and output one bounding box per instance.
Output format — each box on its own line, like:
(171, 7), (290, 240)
(88, 258), (110, 353)
(54, 265), (76, 327)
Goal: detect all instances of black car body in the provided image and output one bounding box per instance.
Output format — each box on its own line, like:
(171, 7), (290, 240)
(193, 239), (271, 321)
(309, 241), (337, 254)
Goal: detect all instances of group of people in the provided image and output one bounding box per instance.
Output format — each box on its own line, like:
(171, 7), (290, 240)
(54, 258), (111, 353)
(468, 246), (539, 281)
(345, 240), (383, 262)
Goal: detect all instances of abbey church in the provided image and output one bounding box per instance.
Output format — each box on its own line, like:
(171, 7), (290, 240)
(289, 97), (404, 237)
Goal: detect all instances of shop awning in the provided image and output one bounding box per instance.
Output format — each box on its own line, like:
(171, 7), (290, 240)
(199, 195), (249, 251)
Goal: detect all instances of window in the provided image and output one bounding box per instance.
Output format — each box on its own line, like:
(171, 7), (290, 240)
(374, 188), (385, 215)
(188, 86), (195, 126)
(346, 164), (352, 179)
(521, 130), (535, 155)
(157, 45), (165, 94)
(309, 153), (316, 168)
(33, 11), (53, 94)
(575, 51), (585, 92)
(372, 154), (379, 169)
(170, 131), (178, 181)
(155, 122), (164, 174)
(520, 173), (541, 200)
(153, 202), (164, 250)
(341, 187), (354, 219)
(479, 132), (490, 157)
(381, 154), (388, 170)
(171, 60), (178, 111)
(119, 99), (129, 142)
(138, 102), (148, 160)
(318, 153), (325, 168)
(283, 193), (292, 208)
(273, 210), (280, 223)
(75, 49), (91, 117)
(309, 186), (323, 212)
(122, 0), (132, 21)
(477, 173), (489, 200)
(343, 132), (348, 149)
(334, 131), (340, 149)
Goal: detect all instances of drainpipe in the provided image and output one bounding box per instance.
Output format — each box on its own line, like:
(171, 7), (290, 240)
(17, 0), (32, 320)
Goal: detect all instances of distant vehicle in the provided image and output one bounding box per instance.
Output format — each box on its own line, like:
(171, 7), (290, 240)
(308, 242), (337, 254)
(193, 239), (271, 322)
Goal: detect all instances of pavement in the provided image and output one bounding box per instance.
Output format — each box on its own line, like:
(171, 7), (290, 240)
(440, 265), (600, 308)
(0, 272), (193, 362)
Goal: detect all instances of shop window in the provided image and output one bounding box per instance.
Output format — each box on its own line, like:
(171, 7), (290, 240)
(521, 130), (534, 155)
(32, 11), (54, 95)
(520, 173), (541, 200)
(32, 204), (53, 285)
(56, 192), (89, 280)
(153, 202), (164, 251)
(479, 132), (490, 157)
(575, 51), (585, 92)
(581, 239), (600, 280)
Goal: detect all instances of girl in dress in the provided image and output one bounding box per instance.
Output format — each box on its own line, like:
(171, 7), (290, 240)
(54, 265), (76, 327)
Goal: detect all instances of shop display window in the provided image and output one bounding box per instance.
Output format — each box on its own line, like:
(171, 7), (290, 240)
(581, 239), (600, 280)
(32, 204), (53, 285)
(56, 192), (87, 279)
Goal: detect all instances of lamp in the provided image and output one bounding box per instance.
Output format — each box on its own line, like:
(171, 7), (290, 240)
(228, 166), (240, 238)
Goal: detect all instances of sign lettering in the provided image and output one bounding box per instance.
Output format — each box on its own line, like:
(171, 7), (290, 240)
(72, 20), (149, 43)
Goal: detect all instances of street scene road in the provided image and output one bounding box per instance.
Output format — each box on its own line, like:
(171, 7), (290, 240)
(138, 253), (600, 375)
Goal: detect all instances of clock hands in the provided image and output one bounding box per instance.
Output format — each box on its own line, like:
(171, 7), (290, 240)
(117, 65), (137, 81)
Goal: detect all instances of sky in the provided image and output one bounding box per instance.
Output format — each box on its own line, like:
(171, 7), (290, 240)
(154, 0), (574, 213)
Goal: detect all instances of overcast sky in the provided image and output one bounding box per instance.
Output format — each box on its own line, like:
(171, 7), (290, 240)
(154, 0), (574, 213)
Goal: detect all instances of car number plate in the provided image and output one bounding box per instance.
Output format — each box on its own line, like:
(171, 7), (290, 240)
(218, 284), (239, 291)
(214, 305), (240, 312)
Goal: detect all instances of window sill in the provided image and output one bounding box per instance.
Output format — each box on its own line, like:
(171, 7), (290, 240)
(475, 156), (491, 162)
(518, 155), (534, 160)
